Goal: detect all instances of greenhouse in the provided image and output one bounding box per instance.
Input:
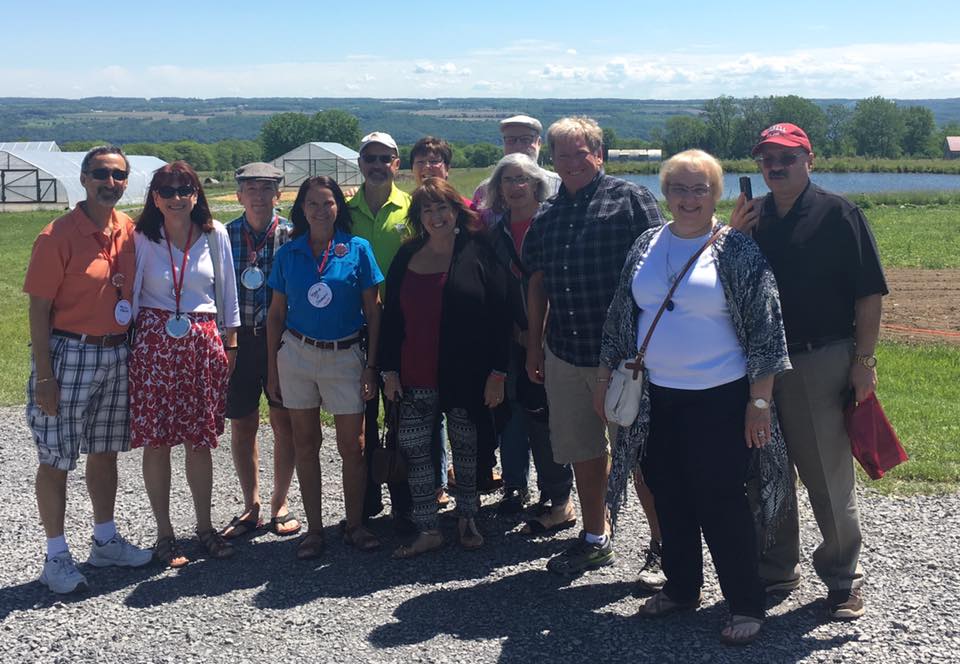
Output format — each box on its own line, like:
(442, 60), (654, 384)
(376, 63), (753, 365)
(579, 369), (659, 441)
(0, 151), (166, 210)
(270, 142), (362, 188)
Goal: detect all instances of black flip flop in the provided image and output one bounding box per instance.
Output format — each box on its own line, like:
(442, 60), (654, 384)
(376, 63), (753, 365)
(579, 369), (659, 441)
(221, 515), (262, 540)
(268, 513), (302, 537)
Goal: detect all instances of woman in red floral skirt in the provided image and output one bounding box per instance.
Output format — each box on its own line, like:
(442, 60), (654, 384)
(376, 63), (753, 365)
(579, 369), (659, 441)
(129, 161), (241, 567)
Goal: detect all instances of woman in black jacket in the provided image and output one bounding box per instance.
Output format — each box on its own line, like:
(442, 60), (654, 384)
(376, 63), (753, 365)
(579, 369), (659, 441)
(380, 178), (510, 558)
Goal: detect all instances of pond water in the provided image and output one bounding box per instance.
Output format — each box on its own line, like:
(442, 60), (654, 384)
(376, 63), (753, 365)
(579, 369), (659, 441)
(620, 172), (960, 200)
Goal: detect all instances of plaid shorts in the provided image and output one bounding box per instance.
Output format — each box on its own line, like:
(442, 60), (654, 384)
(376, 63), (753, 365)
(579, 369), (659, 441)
(26, 335), (131, 471)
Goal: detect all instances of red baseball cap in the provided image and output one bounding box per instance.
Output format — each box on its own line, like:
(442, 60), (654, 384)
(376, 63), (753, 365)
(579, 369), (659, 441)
(751, 123), (812, 155)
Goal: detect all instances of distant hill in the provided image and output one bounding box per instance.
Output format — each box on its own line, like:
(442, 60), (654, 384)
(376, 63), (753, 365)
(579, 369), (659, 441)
(2, 97), (959, 146)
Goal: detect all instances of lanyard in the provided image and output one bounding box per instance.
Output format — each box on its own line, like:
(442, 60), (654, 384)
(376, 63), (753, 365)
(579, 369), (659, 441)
(242, 215), (278, 265)
(94, 223), (124, 299)
(165, 225), (194, 317)
(315, 237), (334, 280)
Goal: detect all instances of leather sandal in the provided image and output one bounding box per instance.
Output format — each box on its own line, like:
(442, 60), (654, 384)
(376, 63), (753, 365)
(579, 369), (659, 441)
(343, 524), (381, 552)
(637, 590), (702, 617)
(458, 517), (484, 550)
(392, 530), (444, 559)
(296, 532), (326, 560)
(520, 501), (576, 536)
(197, 528), (235, 560)
(154, 536), (189, 568)
(721, 614), (764, 646)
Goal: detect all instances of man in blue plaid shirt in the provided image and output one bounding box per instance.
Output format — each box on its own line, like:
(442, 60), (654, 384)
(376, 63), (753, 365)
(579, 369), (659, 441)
(524, 117), (665, 576)
(221, 162), (301, 540)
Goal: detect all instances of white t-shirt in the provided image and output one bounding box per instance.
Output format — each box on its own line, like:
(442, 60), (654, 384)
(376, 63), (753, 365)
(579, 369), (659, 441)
(132, 220), (240, 328)
(631, 225), (746, 390)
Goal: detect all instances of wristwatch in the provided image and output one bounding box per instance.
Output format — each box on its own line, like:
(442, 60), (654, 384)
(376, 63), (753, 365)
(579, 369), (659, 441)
(855, 353), (878, 369)
(751, 398), (770, 410)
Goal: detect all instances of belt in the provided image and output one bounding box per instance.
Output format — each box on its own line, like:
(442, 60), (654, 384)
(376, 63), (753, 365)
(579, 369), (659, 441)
(239, 326), (266, 336)
(787, 334), (851, 354)
(52, 329), (127, 348)
(288, 329), (361, 350)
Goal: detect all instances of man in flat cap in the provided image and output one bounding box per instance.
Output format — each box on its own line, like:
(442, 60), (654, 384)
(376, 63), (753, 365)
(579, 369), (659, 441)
(733, 123), (887, 620)
(221, 162), (301, 540)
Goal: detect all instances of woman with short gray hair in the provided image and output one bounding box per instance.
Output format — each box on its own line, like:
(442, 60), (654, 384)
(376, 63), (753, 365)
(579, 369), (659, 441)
(483, 154), (575, 530)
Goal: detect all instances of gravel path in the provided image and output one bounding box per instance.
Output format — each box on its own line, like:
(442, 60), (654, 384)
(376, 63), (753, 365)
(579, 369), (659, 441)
(0, 405), (957, 663)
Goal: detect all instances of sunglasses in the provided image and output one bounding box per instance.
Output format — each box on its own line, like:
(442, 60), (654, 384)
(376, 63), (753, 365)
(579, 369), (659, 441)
(361, 154), (396, 165)
(87, 168), (129, 181)
(755, 152), (805, 168)
(155, 185), (197, 199)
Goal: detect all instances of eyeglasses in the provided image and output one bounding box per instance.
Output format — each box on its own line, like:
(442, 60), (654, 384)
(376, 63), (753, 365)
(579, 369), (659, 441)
(666, 184), (712, 199)
(503, 135), (538, 146)
(155, 185), (197, 199)
(754, 152), (805, 168)
(362, 154), (396, 165)
(502, 175), (531, 186)
(413, 158), (445, 168)
(86, 168), (129, 181)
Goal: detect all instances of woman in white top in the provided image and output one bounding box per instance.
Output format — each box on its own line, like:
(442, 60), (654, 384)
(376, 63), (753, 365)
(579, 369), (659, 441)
(129, 161), (240, 567)
(597, 150), (791, 645)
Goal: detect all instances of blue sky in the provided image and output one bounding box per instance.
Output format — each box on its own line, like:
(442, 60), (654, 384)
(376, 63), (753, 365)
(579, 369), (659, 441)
(3, 1), (959, 99)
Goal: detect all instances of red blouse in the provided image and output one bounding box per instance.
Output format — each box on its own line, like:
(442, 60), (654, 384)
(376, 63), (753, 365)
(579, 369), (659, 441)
(399, 269), (447, 388)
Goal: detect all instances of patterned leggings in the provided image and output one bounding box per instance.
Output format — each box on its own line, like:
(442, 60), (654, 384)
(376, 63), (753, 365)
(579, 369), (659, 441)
(399, 387), (477, 530)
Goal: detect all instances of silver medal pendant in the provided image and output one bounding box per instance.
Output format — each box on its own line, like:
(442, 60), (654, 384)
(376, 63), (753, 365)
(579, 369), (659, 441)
(165, 313), (192, 339)
(111, 273), (125, 288)
(240, 266), (266, 290)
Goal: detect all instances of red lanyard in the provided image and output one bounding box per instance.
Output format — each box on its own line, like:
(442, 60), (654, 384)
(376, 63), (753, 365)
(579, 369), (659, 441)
(242, 215), (278, 264)
(165, 225), (194, 316)
(315, 237), (334, 280)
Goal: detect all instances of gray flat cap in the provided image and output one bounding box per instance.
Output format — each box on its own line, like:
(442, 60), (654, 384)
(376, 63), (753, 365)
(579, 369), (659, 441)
(500, 115), (543, 134)
(235, 162), (284, 182)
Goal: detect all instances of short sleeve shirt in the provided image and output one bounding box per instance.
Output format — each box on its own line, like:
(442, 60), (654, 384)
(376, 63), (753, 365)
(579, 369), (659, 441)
(346, 184), (411, 280)
(523, 172), (665, 366)
(753, 182), (888, 346)
(23, 206), (136, 336)
(268, 230), (384, 341)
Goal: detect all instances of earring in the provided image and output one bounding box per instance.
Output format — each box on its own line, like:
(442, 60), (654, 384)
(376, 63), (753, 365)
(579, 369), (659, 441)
(453, 226), (461, 235)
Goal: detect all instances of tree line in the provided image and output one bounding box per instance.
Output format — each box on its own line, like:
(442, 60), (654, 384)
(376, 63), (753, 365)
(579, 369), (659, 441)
(657, 95), (959, 159)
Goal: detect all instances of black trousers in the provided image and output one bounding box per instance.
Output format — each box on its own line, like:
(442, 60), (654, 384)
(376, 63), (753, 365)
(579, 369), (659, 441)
(641, 376), (764, 619)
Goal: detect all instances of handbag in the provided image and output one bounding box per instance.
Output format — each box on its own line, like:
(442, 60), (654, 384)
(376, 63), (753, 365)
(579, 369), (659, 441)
(371, 398), (407, 484)
(844, 392), (908, 480)
(604, 226), (727, 426)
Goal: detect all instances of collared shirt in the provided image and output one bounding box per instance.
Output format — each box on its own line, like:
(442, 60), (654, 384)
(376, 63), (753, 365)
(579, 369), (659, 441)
(226, 213), (292, 328)
(268, 229), (383, 341)
(346, 183), (412, 281)
(753, 181), (888, 347)
(23, 205), (136, 336)
(523, 171), (665, 367)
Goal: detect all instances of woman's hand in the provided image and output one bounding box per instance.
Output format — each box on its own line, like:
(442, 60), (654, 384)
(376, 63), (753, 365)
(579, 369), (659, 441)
(729, 193), (761, 234)
(484, 373), (505, 408)
(361, 367), (378, 402)
(526, 347), (545, 384)
(383, 371), (402, 402)
(744, 401), (773, 448)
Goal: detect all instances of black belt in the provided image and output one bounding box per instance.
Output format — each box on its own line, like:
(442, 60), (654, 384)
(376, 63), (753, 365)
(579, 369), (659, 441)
(787, 334), (851, 354)
(288, 329), (361, 350)
(239, 326), (266, 336)
(52, 329), (127, 348)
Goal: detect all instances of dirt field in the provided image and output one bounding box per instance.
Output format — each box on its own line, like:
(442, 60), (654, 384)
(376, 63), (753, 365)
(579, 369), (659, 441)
(883, 268), (960, 344)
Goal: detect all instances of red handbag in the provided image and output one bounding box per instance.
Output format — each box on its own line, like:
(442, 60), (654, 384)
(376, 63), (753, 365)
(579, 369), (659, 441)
(844, 393), (908, 480)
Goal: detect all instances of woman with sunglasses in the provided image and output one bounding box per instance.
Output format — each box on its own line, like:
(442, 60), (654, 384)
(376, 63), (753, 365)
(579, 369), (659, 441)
(265, 176), (383, 559)
(599, 150), (791, 645)
(129, 161), (240, 567)
(380, 178), (510, 558)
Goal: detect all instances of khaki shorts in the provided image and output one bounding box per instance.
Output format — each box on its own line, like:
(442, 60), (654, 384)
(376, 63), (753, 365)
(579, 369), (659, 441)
(276, 330), (365, 414)
(544, 344), (617, 464)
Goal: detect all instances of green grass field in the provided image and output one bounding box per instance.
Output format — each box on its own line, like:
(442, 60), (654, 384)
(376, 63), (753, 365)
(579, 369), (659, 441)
(2, 188), (957, 493)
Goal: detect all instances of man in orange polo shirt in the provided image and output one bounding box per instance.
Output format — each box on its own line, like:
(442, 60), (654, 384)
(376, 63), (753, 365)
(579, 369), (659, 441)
(24, 145), (152, 595)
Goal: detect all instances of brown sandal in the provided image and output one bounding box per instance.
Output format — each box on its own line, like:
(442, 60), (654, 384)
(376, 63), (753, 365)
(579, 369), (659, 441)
(197, 528), (235, 560)
(392, 530), (444, 559)
(343, 525), (381, 552)
(154, 536), (189, 568)
(296, 532), (326, 560)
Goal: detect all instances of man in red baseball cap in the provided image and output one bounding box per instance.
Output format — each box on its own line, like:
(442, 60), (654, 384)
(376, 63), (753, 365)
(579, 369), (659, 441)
(732, 123), (887, 621)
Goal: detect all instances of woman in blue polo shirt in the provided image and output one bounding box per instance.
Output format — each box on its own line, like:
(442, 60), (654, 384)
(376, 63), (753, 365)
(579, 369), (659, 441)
(266, 175), (383, 559)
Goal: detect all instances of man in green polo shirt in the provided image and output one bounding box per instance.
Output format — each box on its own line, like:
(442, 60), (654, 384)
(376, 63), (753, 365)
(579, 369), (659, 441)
(348, 131), (415, 533)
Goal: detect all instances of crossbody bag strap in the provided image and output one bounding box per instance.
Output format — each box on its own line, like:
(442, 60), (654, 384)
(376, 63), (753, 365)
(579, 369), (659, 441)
(626, 225), (728, 379)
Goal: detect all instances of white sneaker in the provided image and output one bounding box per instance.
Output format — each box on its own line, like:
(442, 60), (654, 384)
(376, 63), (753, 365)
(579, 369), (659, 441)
(39, 552), (88, 594)
(87, 533), (153, 568)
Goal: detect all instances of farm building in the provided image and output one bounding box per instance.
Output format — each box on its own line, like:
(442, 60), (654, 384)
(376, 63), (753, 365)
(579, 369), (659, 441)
(944, 136), (960, 159)
(0, 150), (166, 211)
(270, 142), (362, 188)
(607, 148), (662, 162)
(0, 141), (60, 152)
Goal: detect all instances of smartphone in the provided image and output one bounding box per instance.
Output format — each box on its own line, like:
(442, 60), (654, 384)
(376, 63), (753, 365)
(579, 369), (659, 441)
(739, 176), (753, 200)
